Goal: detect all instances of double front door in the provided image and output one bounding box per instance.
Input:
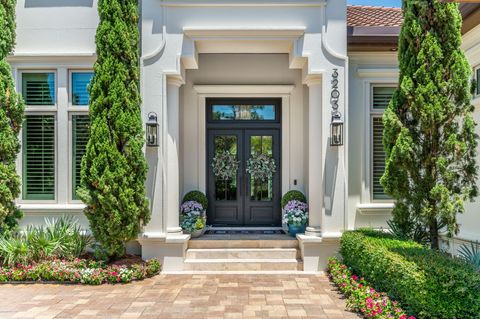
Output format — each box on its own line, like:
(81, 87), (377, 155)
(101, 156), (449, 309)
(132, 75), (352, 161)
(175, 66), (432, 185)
(207, 129), (281, 226)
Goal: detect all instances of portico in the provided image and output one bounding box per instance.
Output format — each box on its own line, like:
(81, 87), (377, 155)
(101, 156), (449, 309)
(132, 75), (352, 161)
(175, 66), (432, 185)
(138, 0), (348, 272)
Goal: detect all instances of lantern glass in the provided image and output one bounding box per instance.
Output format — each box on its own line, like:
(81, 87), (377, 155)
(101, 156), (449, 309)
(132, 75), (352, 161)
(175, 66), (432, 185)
(146, 114), (159, 147)
(330, 118), (343, 146)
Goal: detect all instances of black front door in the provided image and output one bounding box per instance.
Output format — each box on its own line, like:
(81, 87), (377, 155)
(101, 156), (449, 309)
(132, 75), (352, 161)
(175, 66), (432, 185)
(206, 98), (281, 226)
(207, 129), (281, 226)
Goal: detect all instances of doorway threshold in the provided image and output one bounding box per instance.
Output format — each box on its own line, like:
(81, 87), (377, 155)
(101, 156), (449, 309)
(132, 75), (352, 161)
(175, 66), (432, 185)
(192, 226), (293, 241)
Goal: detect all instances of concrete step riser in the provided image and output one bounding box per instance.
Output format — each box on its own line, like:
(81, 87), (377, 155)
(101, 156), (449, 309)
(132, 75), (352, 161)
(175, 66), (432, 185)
(186, 249), (298, 260)
(184, 260), (299, 271)
(188, 240), (299, 249)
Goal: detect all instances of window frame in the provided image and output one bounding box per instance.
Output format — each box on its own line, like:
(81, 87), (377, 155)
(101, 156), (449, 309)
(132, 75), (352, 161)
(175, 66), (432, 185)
(19, 70), (57, 110)
(69, 69), (94, 109)
(369, 84), (396, 203)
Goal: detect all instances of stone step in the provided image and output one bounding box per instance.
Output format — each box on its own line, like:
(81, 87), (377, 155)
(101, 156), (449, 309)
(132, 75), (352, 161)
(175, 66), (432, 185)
(186, 248), (299, 259)
(188, 239), (299, 249)
(183, 258), (300, 271)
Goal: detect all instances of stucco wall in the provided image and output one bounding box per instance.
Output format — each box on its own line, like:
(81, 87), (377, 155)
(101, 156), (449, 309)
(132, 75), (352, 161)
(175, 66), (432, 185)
(15, 0), (98, 55)
(347, 52), (398, 230)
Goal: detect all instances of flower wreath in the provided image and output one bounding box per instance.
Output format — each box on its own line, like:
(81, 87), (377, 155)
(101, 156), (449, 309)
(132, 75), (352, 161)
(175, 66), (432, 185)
(246, 153), (276, 182)
(211, 150), (239, 181)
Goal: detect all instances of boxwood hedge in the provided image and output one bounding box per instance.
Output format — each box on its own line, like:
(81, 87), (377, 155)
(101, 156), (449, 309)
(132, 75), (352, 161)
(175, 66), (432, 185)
(340, 230), (480, 319)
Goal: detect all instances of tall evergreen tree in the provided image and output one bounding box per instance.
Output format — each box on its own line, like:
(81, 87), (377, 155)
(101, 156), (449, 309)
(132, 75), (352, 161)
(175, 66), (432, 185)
(0, 0), (24, 232)
(79, 0), (150, 258)
(381, 0), (478, 249)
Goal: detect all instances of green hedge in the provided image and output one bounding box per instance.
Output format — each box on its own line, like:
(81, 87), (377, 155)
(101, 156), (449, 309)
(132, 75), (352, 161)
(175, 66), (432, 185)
(340, 230), (480, 319)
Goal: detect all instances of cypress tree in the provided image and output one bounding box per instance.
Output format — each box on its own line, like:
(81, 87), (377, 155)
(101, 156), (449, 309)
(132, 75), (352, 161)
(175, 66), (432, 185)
(381, 0), (478, 249)
(0, 0), (24, 232)
(79, 0), (150, 258)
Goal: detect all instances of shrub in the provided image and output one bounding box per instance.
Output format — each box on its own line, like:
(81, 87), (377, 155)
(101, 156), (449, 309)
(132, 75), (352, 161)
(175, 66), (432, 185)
(0, 216), (92, 266)
(79, 0), (150, 258)
(459, 241), (480, 270)
(281, 190), (306, 209)
(0, 0), (25, 233)
(340, 230), (480, 319)
(328, 257), (414, 319)
(182, 191), (208, 210)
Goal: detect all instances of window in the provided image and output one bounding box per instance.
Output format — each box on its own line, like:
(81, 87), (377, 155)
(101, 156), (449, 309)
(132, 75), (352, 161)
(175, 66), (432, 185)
(208, 98), (280, 122)
(22, 115), (55, 200)
(71, 72), (94, 106)
(371, 86), (395, 200)
(22, 73), (55, 106)
(72, 115), (89, 199)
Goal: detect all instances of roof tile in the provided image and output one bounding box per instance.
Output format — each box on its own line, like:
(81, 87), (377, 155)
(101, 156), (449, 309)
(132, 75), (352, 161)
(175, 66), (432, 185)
(347, 5), (403, 27)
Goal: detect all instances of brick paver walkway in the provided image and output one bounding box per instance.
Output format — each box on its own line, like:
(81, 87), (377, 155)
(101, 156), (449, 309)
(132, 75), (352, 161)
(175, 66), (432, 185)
(0, 274), (360, 319)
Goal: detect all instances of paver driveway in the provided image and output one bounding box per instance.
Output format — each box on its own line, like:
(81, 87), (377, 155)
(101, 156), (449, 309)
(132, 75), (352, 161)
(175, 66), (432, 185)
(0, 274), (360, 319)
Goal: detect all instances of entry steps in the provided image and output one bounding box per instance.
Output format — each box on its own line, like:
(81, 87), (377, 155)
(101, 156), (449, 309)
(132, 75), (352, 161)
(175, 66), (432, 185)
(184, 239), (303, 272)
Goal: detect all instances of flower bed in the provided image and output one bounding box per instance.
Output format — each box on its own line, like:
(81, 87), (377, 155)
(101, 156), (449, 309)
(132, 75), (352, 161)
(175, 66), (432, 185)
(328, 257), (415, 319)
(0, 258), (160, 285)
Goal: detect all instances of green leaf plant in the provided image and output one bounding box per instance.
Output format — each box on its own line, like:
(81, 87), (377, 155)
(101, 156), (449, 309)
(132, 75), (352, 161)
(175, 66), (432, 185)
(381, 0), (478, 249)
(78, 0), (150, 259)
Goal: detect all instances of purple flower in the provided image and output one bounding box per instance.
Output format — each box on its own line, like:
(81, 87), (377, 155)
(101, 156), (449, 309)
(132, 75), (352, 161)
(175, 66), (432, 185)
(180, 201), (204, 213)
(283, 200), (308, 212)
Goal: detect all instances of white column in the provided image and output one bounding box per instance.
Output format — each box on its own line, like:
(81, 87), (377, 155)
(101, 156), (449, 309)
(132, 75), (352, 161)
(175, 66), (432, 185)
(305, 75), (323, 237)
(166, 75), (183, 235)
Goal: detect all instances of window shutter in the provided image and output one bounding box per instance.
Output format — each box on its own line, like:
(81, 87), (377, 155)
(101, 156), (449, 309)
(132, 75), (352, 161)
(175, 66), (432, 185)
(72, 72), (94, 106)
(22, 73), (55, 106)
(372, 117), (388, 199)
(23, 115), (55, 200)
(372, 87), (395, 110)
(72, 115), (89, 199)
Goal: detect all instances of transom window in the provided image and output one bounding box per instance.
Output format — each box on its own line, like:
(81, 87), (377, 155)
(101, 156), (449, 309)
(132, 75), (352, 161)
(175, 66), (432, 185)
(208, 98), (280, 123)
(71, 72), (94, 106)
(22, 72), (55, 106)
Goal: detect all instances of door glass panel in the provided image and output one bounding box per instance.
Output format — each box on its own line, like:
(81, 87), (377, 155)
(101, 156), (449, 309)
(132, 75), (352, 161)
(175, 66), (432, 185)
(214, 135), (237, 201)
(212, 104), (275, 120)
(250, 135), (273, 201)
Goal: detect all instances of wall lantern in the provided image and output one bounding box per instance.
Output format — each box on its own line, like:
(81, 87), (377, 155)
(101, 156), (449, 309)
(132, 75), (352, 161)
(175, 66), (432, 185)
(146, 112), (159, 147)
(330, 113), (344, 146)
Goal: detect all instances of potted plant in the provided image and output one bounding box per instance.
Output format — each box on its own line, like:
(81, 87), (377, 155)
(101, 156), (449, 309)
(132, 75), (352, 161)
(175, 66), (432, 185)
(180, 200), (205, 237)
(282, 199), (308, 237)
(180, 191), (208, 238)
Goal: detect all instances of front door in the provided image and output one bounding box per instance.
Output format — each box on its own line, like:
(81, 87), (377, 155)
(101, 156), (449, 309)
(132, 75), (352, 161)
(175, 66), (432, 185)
(206, 98), (281, 226)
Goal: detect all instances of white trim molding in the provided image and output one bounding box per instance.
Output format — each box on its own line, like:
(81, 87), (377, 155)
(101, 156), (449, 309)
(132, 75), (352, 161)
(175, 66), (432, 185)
(160, 1), (326, 8)
(193, 85), (295, 95)
(356, 203), (394, 215)
(357, 68), (399, 78)
(18, 203), (86, 213)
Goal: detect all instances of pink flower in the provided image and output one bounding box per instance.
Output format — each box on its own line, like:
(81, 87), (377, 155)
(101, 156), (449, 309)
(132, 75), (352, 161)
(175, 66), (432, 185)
(399, 315), (407, 319)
